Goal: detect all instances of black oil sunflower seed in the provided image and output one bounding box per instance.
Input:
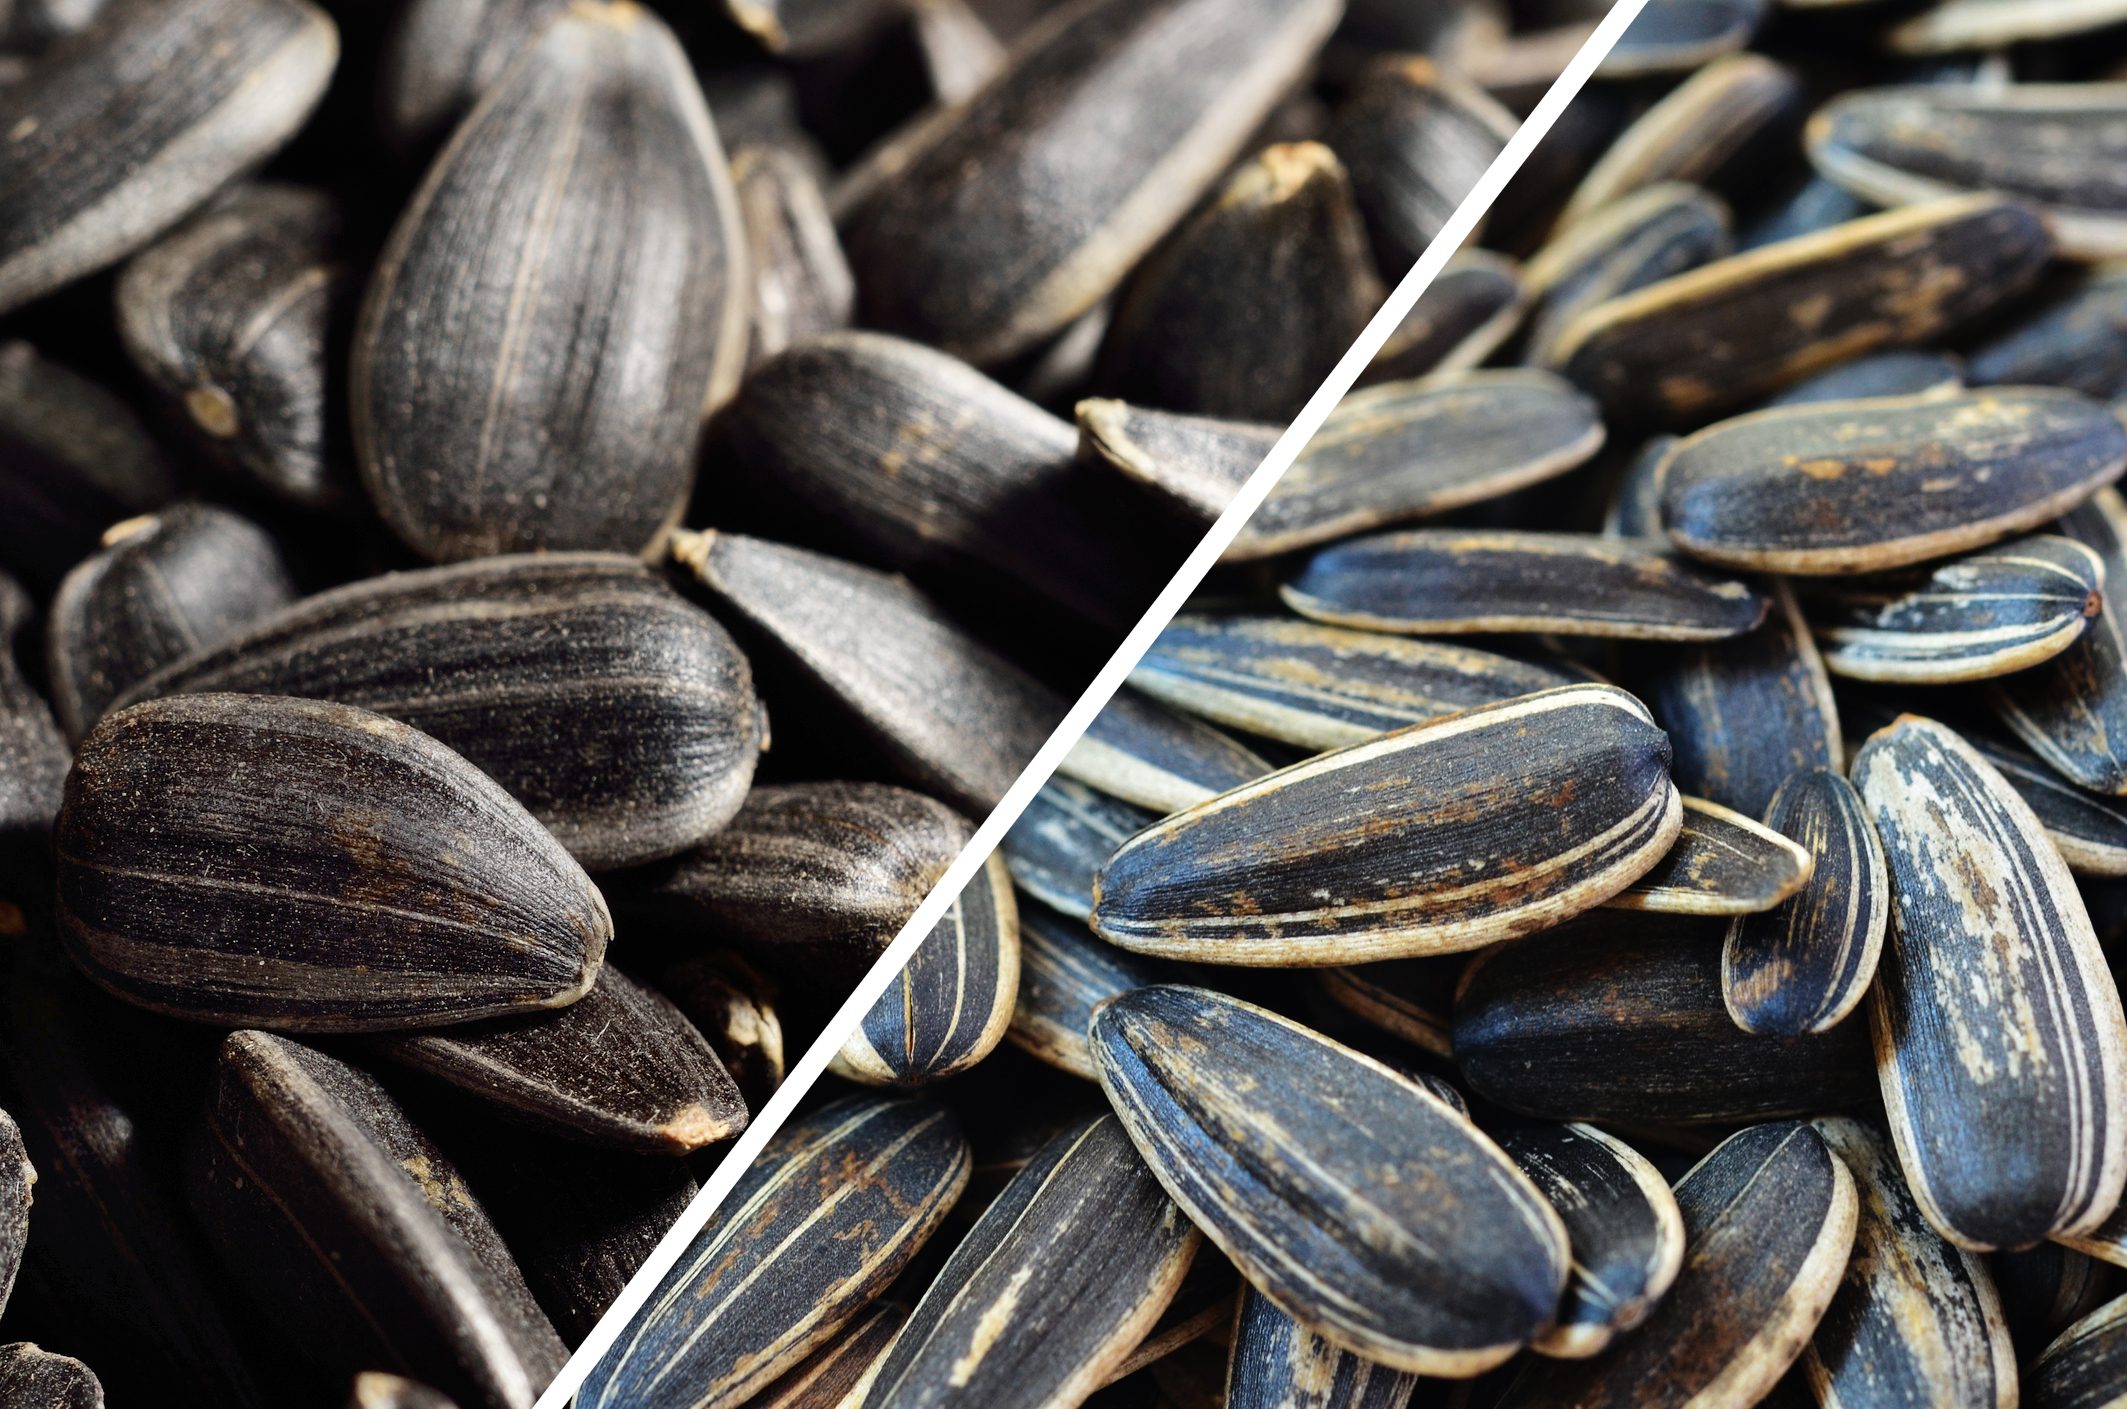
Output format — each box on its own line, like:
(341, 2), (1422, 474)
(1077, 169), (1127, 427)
(1599, 0), (1763, 78)
(1603, 794), (1812, 916)
(1074, 398), (1280, 531)
(1002, 777), (1159, 922)
(0, 1344), (102, 1409)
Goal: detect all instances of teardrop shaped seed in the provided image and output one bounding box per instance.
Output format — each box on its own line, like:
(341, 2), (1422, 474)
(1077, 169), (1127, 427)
(1223, 1284), (1419, 1409)
(1598, 0), (1764, 77)
(1521, 182), (1732, 367)
(353, 2), (746, 560)
(1497, 1122), (1684, 1360)
(120, 553), (759, 871)
(1092, 985), (1570, 1375)
(0, 0), (338, 315)
(1075, 399), (1280, 531)
(2031, 1295), (2127, 1409)
(194, 1032), (566, 1409)
(1966, 730), (2127, 877)
(1234, 370), (1604, 560)
(654, 953), (784, 1111)
(865, 1115), (1199, 1407)
(1367, 249), (1526, 383)
(1093, 684), (1681, 964)
(375, 0), (569, 154)
(1552, 196), (2052, 423)
(1454, 910), (1874, 1123)
(1132, 613), (1583, 752)
(55, 694), (610, 1031)
(47, 504), (298, 741)
(1605, 795), (1812, 916)
(1855, 715), (2127, 1251)
(1722, 768), (1888, 1038)
(676, 530), (1064, 815)
(0, 1345), (102, 1409)
(751, 1302), (908, 1409)
(1283, 530), (1767, 642)
(1497, 1122), (1857, 1409)
(1010, 900), (1168, 1080)
(114, 184), (354, 509)
(1060, 689), (1273, 814)
(580, 1096), (969, 1409)
(1314, 957), (1462, 1058)
(1804, 1118), (2016, 1409)
(370, 965), (746, 1155)
(1761, 349), (1965, 408)
(0, 1108), (28, 1320)
(1325, 57), (1515, 275)
(1002, 778), (1159, 922)
(1659, 389), (2127, 576)
(833, 852), (1020, 1088)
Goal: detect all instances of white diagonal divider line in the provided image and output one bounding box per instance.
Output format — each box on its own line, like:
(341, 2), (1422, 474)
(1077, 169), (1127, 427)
(539, 4), (1651, 1400)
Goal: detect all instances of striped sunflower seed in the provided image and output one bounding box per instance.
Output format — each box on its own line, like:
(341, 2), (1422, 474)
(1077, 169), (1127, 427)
(1102, 1253), (1239, 1389)
(1658, 389), (2127, 575)
(2030, 1294), (2127, 1409)
(833, 852), (1020, 1088)
(0, 1345), (102, 1409)
(55, 694), (609, 1031)
(1497, 1122), (1857, 1409)
(1074, 399), (1280, 532)
(1059, 689), (1273, 814)
(1853, 714), (2127, 1250)
(750, 1302), (907, 1409)
(1009, 900), (1167, 1080)
(1521, 182), (1733, 368)
(1967, 268), (2127, 402)
(1365, 248), (1526, 383)
(1002, 777), (1159, 921)
(1314, 957), (1462, 1059)
(1994, 1245), (2114, 1366)
(1761, 348), (1965, 408)
(863, 1115), (1200, 1407)
(1092, 985), (1571, 1375)
(0, 1108), (25, 1320)
(1603, 794), (1813, 916)
(1966, 730), (2127, 877)
(1323, 57), (1515, 274)
(1222, 1285), (1419, 1409)
(1796, 533), (2105, 683)
(580, 1096), (968, 1409)
(1721, 767), (1888, 1038)
(1092, 684), (1681, 964)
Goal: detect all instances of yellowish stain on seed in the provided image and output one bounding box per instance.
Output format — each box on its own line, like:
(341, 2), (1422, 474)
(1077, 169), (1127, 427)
(950, 1266), (1031, 1386)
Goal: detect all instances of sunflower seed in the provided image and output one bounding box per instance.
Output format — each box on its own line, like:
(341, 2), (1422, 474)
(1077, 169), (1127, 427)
(0, 1108), (26, 1320)
(1521, 182), (1732, 367)
(1722, 767), (1887, 1038)
(114, 184), (354, 509)
(1324, 57), (1516, 274)
(1002, 778), (1159, 921)
(1368, 249), (1526, 383)
(1803, 1117), (2015, 1409)
(352, 1), (745, 560)
(2031, 1295), (2127, 1409)
(1497, 1122), (1685, 1360)
(1659, 389), (2127, 575)
(0, 1345), (102, 1409)
(1808, 85), (2127, 260)
(0, 0), (337, 316)
(1234, 369), (1605, 560)
(0, 575), (67, 933)
(1993, 489), (2127, 795)
(1497, 1122), (1857, 1409)
(1103, 1250), (1239, 1388)
(1761, 349), (1965, 408)
(833, 852), (1020, 1088)
(752, 1302), (909, 1409)
(1604, 434), (1677, 538)
(654, 953), (784, 1110)
(1093, 985), (1570, 1375)
(1075, 399), (1280, 531)
(580, 1096), (969, 1409)
(350, 1373), (462, 1409)
(55, 694), (610, 1031)
(1853, 714), (2127, 1250)
(1996, 1245), (2117, 1364)
(1553, 196), (2052, 423)
(1130, 612), (1584, 751)
(836, 0), (1342, 365)
(733, 147), (855, 369)
(675, 530), (1064, 815)
(1060, 689), (1273, 814)
(1283, 530), (1767, 641)
(116, 553), (758, 871)
(1009, 900), (1168, 1080)
(1967, 730), (2127, 877)
(46, 504), (298, 742)
(1222, 1284), (1419, 1409)
(1094, 684), (1681, 964)
(865, 1115), (1200, 1407)
(1454, 910), (1874, 1123)
(1314, 957), (1461, 1058)
(1605, 794), (1812, 915)
(375, 0), (566, 154)
(1598, 0), (1763, 78)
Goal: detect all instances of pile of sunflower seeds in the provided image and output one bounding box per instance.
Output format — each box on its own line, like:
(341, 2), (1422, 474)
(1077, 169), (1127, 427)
(0, 0), (1574, 1400)
(576, 1), (2127, 1406)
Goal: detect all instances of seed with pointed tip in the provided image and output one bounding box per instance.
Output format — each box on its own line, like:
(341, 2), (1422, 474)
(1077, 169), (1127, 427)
(1075, 399), (1279, 531)
(1605, 795), (1812, 916)
(1060, 688), (1273, 814)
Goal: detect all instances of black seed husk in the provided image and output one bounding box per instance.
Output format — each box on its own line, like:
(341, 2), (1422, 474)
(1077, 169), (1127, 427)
(1761, 348), (1964, 408)
(0, 575), (67, 934)
(0, 1344), (102, 1409)
(654, 952), (784, 1110)
(734, 146), (855, 369)
(752, 1302), (908, 1409)
(1366, 248), (1525, 382)
(1521, 181), (1732, 367)
(1009, 899), (1168, 1080)
(1314, 957), (1462, 1058)
(1002, 777), (1160, 921)
(375, 0), (569, 154)
(1074, 398), (1280, 531)
(1060, 688), (1273, 814)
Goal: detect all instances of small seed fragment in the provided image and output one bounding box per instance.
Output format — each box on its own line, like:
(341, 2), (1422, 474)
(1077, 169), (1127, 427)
(1060, 689), (1273, 814)
(1605, 794), (1812, 916)
(1223, 1285), (1419, 1409)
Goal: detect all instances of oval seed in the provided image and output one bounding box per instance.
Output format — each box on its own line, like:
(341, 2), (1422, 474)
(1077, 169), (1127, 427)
(1521, 182), (1732, 367)
(0, 1109), (26, 1320)
(1991, 489), (2127, 795)
(55, 694), (610, 1032)
(580, 1097), (969, 1409)
(1093, 684), (1681, 964)
(1498, 1122), (1857, 1409)
(1659, 389), (2127, 575)
(1075, 399), (1280, 531)
(1283, 530), (1767, 641)
(1605, 794), (1812, 916)
(1223, 1285), (1419, 1409)
(1009, 901), (1167, 1080)
(865, 1116), (1199, 1407)
(1853, 714), (2127, 1250)
(1060, 689), (1273, 814)
(1315, 957), (1462, 1058)
(2031, 1295), (2127, 1409)
(0, 1345), (102, 1409)
(833, 852), (1020, 1088)
(1093, 985), (1570, 1375)
(1497, 1122), (1685, 1360)
(1130, 613), (1583, 751)
(1967, 730), (2127, 878)
(1722, 768), (1888, 1038)
(1002, 778), (1159, 921)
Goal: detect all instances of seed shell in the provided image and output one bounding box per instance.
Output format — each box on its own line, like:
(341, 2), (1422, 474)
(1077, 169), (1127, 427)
(1761, 349), (1965, 408)
(352, 1), (746, 560)
(1660, 389), (2127, 575)
(1223, 1285), (1419, 1409)
(1324, 57), (1516, 274)
(751, 1302), (908, 1409)
(833, 852), (1020, 1088)
(1521, 181), (1732, 367)
(1130, 613), (1584, 751)
(1093, 684), (1681, 964)
(865, 1115), (1200, 1407)
(2031, 1295), (2127, 1409)
(1060, 689), (1273, 814)
(1967, 730), (2127, 878)
(1722, 768), (1888, 1038)
(1009, 900), (1169, 1080)
(0, 0), (338, 316)
(1092, 985), (1571, 1375)
(1283, 530), (1767, 641)
(1454, 910), (1874, 1123)
(1853, 714), (2127, 1251)
(675, 530), (1063, 816)
(580, 1096), (969, 1409)
(1968, 268), (2127, 403)
(1497, 1122), (1857, 1409)
(654, 953), (784, 1110)
(1497, 1122), (1685, 1360)
(55, 693), (610, 1032)
(0, 1345), (102, 1409)
(1996, 1245), (2114, 1365)
(1992, 489), (2127, 796)
(1605, 794), (1812, 916)
(1003, 777), (1159, 922)
(1075, 399), (1279, 530)
(192, 1032), (566, 1409)
(1314, 958), (1461, 1058)
(1367, 249), (1526, 383)
(733, 148), (855, 369)
(1553, 196), (2053, 423)
(1232, 370), (1605, 560)
(0, 1108), (26, 1320)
